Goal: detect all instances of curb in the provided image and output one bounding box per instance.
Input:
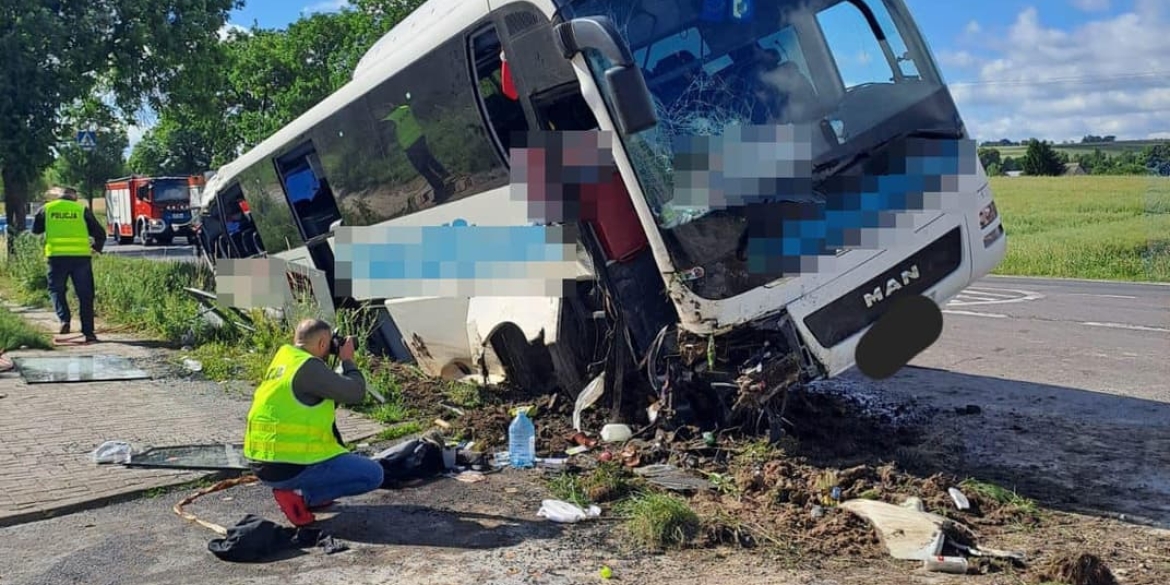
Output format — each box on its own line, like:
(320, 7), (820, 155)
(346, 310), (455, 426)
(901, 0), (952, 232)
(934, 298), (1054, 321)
(0, 470), (238, 529)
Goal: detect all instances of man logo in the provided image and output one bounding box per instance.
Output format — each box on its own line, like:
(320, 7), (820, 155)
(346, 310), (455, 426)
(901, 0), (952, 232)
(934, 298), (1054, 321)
(862, 265), (921, 308)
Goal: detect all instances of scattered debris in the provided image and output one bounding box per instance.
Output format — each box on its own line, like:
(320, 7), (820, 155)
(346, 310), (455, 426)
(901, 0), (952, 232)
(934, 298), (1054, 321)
(924, 555), (970, 574)
(182, 358), (203, 373)
(14, 355), (151, 384)
(955, 404), (982, 416)
(949, 487), (971, 510)
(573, 374), (605, 431)
(1036, 552), (1119, 585)
(634, 464), (713, 492)
(537, 499), (601, 523)
(839, 499), (949, 561)
(92, 440), (133, 464)
(126, 443), (249, 471)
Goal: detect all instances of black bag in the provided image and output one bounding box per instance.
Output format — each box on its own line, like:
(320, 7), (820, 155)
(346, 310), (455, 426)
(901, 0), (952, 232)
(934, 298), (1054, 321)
(374, 439), (446, 488)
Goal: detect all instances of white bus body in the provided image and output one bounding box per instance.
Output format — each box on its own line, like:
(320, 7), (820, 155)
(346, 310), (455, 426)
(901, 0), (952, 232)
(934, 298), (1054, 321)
(195, 0), (1006, 419)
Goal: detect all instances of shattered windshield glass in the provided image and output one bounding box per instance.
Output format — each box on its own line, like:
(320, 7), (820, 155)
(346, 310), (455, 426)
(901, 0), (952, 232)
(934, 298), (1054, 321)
(558, 0), (963, 300)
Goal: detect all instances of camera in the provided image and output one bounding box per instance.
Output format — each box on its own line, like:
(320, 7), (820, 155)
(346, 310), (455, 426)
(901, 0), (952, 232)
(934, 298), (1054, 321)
(328, 329), (358, 356)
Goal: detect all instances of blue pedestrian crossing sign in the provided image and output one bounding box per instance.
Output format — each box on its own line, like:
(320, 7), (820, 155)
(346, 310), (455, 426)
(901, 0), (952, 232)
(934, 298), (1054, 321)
(77, 130), (97, 150)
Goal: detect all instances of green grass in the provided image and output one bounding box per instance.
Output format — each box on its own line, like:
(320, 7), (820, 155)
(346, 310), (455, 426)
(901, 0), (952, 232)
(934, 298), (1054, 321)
(616, 492), (701, 551)
(959, 478), (1039, 516)
(0, 232), (219, 342)
(990, 175), (1170, 282)
(0, 305), (51, 351)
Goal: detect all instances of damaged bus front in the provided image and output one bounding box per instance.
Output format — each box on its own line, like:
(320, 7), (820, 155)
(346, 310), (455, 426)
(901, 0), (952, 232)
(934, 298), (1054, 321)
(550, 0), (1006, 431)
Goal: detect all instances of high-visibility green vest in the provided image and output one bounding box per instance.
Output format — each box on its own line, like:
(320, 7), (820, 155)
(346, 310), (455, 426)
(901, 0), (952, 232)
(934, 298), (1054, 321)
(386, 104), (423, 149)
(43, 199), (92, 257)
(243, 344), (349, 465)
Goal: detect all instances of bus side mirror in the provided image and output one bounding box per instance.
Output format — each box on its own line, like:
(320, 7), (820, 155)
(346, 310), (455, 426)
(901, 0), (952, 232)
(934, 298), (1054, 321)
(554, 16), (658, 135)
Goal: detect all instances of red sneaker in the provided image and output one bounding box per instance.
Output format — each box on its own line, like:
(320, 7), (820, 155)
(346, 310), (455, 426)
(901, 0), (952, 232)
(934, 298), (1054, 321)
(272, 489), (316, 526)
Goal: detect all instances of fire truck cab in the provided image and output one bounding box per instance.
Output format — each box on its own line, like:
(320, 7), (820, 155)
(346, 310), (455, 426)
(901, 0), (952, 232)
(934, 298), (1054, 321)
(105, 175), (202, 245)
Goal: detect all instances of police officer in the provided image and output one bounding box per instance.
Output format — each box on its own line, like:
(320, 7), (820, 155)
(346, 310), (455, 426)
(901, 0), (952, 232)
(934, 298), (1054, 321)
(244, 318), (383, 526)
(31, 186), (107, 342)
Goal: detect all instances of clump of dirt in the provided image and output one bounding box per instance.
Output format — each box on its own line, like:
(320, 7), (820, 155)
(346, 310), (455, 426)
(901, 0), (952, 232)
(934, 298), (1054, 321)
(1034, 552), (1119, 585)
(376, 360), (598, 454)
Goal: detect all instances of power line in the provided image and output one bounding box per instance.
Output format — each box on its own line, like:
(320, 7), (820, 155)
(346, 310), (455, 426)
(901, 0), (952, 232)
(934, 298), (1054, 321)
(948, 69), (1170, 87)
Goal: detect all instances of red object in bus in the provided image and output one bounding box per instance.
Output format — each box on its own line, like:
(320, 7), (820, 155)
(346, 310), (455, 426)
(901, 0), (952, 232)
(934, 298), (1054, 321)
(500, 52), (519, 101)
(579, 171), (647, 263)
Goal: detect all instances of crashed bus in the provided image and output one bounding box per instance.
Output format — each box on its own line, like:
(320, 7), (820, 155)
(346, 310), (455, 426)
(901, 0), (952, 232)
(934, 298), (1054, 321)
(193, 0), (1006, 433)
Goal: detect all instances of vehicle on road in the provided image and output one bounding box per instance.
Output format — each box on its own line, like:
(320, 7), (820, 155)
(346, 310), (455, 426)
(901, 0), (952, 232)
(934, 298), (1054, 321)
(194, 0), (1007, 430)
(106, 175), (205, 246)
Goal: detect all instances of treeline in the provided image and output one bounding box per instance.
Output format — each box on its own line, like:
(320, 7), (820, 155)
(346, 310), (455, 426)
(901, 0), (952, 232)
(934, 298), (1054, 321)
(979, 139), (1170, 177)
(129, 0), (426, 176)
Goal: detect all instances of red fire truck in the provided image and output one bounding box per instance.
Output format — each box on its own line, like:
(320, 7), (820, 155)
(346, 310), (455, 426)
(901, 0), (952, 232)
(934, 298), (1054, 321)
(105, 175), (205, 245)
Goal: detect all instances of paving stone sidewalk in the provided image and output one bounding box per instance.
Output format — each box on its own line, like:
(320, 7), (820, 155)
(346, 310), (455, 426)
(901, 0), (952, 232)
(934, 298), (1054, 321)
(0, 300), (385, 527)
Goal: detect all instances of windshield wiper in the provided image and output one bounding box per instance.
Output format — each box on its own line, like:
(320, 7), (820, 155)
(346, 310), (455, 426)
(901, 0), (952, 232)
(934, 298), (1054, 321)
(813, 127), (965, 180)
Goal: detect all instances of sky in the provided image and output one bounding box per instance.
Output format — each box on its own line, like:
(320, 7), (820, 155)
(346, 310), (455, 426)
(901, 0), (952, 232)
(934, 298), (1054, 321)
(131, 0), (1169, 151)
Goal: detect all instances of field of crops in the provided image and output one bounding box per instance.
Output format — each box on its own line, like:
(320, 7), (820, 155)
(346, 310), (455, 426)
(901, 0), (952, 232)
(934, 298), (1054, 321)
(991, 139), (1164, 158)
(989, 175), (1170, 282)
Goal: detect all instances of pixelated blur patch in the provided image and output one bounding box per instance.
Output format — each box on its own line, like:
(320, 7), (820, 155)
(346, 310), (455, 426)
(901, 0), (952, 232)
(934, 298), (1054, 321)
(668, 131), (978, 278)
(334, 223), (582, 299)
(854, 294), (944, 380)
(215, 258), (294, 309)
(508, 130), (619, 225)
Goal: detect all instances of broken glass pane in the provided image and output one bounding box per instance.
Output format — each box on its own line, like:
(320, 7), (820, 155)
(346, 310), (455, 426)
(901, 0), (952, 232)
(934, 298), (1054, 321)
(126, 444), (249, 471)
(14, 355), (151, 384)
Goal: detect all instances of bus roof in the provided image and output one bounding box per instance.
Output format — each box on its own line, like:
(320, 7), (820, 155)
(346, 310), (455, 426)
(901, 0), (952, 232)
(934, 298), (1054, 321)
(202, 0), (493, 212)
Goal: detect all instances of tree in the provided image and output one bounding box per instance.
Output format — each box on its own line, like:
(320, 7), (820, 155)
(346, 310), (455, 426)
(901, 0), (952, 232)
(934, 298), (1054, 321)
(133, 0), (429, 173)
(46, 99), (129, 209)
(978, 147), (1002, 170)
(0, 0), (240, 251)
(1021, 139), (1064, 176)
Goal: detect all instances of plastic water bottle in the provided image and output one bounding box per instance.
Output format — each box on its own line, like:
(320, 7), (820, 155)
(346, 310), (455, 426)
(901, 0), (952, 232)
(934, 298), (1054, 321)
(508, 408), (536, 468)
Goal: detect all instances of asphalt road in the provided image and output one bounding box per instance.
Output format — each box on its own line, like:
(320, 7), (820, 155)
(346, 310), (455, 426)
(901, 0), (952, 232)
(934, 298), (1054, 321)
(929, 274), (1170, 401)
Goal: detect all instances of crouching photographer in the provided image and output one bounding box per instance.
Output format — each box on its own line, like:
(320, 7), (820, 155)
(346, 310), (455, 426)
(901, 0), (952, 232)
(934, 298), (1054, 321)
(243, 318), (384, 526)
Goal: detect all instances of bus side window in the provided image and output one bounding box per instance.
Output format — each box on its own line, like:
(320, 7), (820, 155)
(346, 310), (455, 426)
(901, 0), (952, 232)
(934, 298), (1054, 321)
(470, 25), (529, 158)
(274, 143), (343, 242)
(531, 85), (599, 132)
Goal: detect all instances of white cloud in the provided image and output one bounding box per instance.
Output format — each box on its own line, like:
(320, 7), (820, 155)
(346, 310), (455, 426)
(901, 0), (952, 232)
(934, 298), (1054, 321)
(302, 0), (348, 14)
(964, 20), (981, 35)
(1071, 0), (1110, 12)
(218, 22), (248, 41)
(941, 5), (1170, 142)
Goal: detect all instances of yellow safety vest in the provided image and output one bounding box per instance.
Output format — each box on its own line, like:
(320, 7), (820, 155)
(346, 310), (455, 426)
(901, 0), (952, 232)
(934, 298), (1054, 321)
(243, 344), (349, 465)
(43, 199), (92, 257)
(386, 104), (423, 149)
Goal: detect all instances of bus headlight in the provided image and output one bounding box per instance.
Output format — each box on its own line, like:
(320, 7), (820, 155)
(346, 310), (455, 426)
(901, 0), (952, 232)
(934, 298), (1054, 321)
(979, 201), (999, 229)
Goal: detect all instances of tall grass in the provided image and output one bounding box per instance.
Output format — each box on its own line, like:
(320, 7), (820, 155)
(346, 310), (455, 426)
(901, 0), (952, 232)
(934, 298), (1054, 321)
(990, 176), (1170, 282)
(0, 306), (51, 351)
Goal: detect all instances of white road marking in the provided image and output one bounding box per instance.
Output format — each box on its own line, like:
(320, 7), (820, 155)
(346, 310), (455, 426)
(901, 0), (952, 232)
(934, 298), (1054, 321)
(1066, 293), (1138, 300)
(1080, 322), (1170, 334)
(946, 287), (1044, 307)
(942, 309), (1009, 318)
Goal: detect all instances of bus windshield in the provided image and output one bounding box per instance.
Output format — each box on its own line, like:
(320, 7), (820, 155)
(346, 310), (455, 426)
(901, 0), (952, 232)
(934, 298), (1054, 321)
(557, 0), (964, 300)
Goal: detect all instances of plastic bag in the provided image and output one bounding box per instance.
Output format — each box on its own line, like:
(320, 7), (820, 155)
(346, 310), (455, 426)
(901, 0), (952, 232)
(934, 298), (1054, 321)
(92, 440), (133, 464)
(536, 499), (601, 523)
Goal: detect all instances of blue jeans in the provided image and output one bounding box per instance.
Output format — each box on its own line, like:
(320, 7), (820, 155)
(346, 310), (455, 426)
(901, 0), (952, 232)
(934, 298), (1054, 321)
(47, 256), (96, 336)
(264, 453), (384, 507)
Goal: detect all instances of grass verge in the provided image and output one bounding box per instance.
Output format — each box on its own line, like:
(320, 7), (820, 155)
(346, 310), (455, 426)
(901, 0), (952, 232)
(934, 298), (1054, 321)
(0, 305), (51, 351)
(0, 232), (413, 426)
(990, 175), (1170, 282)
